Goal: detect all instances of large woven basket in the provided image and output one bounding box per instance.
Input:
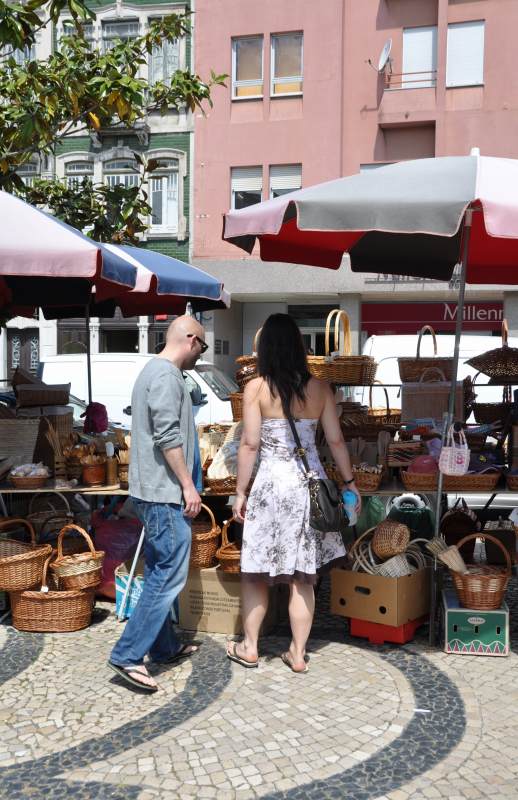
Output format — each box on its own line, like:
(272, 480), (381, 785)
(50, 525), (104, 591)
(371, 520), (411, 560)
(307, 310), (377, 385)
(442, 472), (501, 492)
(451, 533), (511, 611)
(190, 504), (221, 569)
(466, 319), (518, 381)
(0, 518), (52, 592)
(216, 518), (241, 573)
(10, 556), (95, 632)
(398, 325), (454, 383)
(230, 393), (243, 421)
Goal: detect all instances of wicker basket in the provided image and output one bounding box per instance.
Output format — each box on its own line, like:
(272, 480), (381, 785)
(0, 518), (52, 591)
(307, 310), (377, 385)
(472, 373), (511, 424)
(216, 518), (241, 573)
(15, 383), (71, 407)
(387, 441), (425, 468)
(190, 504), (221, 568)
(400, 471), (439, 492)
(442, 472), (501, 492)
(0, 418), (41, 466)
(205, 476), (238, 495)
(352, 469), (383, 493)
(10, 556), (95, 632)
(50, 525), (104, 591)
(230, 393), (243, 421)
(376, 553), (413, 578)
(398, 325), (454, 383)
(8, 473), (49, 489)
(235, 329), (261, 390)
(367, 382), (401, 426)
(371, 520), (410, 560)
(451, 533), (511, 611)
(466, 319), (518, 381)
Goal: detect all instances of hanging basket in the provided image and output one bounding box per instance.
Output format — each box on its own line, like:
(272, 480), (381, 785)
(466, 319), (518, 381)
(50, 525), (104, 591)
(307, 309), (377, 385)
(0, 518), (52, 592)
(10, 556), (95, 633)
(190, 504), (221, 569)
(398, 325), (454, 383)
(216, 518), (241, 573)
(450, 533), (511, 611)
(371, 520), (411, 560)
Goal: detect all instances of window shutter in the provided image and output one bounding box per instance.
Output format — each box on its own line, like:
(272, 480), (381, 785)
(270, 164), (302, 192)
(446, 21), (485, 88)
(402, 26), (437, 88)
(231, 167), (262, 192)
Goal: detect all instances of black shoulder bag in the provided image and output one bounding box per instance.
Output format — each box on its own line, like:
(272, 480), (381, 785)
(286, 414), (349, 534)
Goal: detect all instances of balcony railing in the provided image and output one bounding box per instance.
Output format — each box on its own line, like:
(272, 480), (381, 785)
(385, 70), (437, 90)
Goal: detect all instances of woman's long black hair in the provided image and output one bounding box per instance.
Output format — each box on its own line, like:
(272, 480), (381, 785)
(257, 313), (311, 416)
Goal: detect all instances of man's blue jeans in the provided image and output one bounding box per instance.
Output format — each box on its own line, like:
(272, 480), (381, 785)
(110, 499), (191, 667)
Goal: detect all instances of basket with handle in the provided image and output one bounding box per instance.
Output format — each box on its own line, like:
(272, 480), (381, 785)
(50, 525), (105, 591)
(27, 491), (72, 534)
(190, 504), (221, 569)
(307, 309), (377, 385)
(235, 329), (261, 390)
(450, 533), (511, 611)
(367, 382), (401, 425)
(472, 372), (512, 424)
(0, 518), (52, 591)
(371, 520), (410, 560)
(466, 319), (518, 381)
(401, 367), (465, 423)
(9, 555), (95, 632)
(438, 425), (470, 476)
(398, 325), (454, 383)
(216, 518), (241, 573)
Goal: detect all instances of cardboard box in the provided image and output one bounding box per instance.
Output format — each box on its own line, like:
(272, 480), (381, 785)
(442, 590), (509, 656)
(330, 567), (431, 627)
(179, 566), (277, 635)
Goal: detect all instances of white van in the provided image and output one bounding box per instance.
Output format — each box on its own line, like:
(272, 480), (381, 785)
(354, 333), (517, 417)
(40, 354), (237, 426)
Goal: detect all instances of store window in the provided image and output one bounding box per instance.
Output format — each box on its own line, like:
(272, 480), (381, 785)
(402, 26), (437, 89)
(270, 32), (303, 96)
(104, 158), (140, 189)
(446, 21), (485, 88)
(65, 160), (94, 189)
(232, 36), (263, 99)
(102, 19), (139, 52)
(149, 24), (180, 85)
(231, 166), (262, 210)
(269, 164), (302, 198)
(150, 159), (179, 232)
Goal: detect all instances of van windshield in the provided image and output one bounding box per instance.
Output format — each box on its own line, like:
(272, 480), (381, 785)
(195, 365), (238, 400)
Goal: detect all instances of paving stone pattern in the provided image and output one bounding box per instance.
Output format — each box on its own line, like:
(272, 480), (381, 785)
(1, 574), (517, 800)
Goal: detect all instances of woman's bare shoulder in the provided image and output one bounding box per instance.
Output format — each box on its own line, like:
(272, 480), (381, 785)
(243, 377), (266, 397)
(306, 376), (332, 396)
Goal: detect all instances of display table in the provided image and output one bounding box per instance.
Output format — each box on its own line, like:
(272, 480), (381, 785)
(0, 482), (129, 496)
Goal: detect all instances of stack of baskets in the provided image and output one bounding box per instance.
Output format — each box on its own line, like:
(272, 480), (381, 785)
(348, 520), (430, 577)
(190, 504), (221, 569)
(216, 518), (241, 573)
(307, 309), (377, 385)
(0, 518), (100, 632)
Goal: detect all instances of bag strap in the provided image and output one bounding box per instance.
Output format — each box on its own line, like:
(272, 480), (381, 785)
(285, 413), (311, 475)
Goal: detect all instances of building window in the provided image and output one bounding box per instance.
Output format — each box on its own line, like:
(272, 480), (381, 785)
(65, 160), (94, 189)
(149, 22), (180, 85)
(446, 20), (485, 88)
(231, 36), (263, 99)
(104, 158), (140, 189)
(269, 164), (302, 198)
(150, 159), (179, 232)
(12, 44), (36, 65)
(231, 167), (262, 209)
(16, 161), (39, 187)
(102, 20), (139, 52)
(270, 33), (303, 96)
(63, 21), (95, 50)
(401, 26), (437, 89)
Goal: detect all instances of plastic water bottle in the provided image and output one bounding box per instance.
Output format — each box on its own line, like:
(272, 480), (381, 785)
(342, 489), (358, 527)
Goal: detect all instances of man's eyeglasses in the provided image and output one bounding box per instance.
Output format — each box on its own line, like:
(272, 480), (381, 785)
(187, 333), (209, 353)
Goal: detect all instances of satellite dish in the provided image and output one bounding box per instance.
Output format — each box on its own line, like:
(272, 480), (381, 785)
(378, 39), (392, 72)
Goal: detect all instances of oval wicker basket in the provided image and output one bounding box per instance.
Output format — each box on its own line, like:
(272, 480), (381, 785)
(352, 469), (383, 493)
(0, 518), (52, 592)
(8, 474), (49, 490)
(400, 471), (439, 492)
(442, 472), (501, 492)
(451, 533), (511, 611)
(398, 325), (454, 383)
(50, 525), (104, 591)
(190, 504), (221, 569)
(10, 556), (95, 632)
(307, 310), (377, 385)
(216, 518), (241, 573)
(371, 520), (411, 560)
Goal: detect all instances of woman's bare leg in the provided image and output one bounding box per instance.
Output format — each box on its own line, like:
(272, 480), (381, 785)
(228, 578), (269, 663)
(287, 580), (315, 668)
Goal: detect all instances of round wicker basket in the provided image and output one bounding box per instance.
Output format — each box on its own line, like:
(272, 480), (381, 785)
(216, 518), (241, 573)
(0, 518), (52, 592)
(451, 533), (511, 611)
(371, 520), (411, 560)
(307, 310), (377, 385)
(50, 525), (104, 591)
(190, 504), (221, 569)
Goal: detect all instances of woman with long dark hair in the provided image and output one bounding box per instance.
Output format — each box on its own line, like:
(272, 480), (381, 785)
(228, 313), (361, 673)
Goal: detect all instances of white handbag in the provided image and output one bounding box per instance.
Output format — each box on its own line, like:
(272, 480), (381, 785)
(438, 427), (470, 476)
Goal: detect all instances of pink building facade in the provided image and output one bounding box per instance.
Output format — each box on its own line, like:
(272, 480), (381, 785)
(193, 0), (518, 370)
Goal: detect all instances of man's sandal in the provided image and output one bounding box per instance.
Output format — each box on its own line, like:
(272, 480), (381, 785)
(226, 641), (259, 669)
(157, 644), (199, 666)
(108, 662), (158, 693)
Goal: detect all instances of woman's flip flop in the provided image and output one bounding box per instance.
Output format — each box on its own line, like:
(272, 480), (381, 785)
(281, 652), (309, 674)
(226, 641), (259, 669)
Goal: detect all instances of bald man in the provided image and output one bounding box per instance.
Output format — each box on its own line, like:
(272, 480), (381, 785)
(109, 316), (207, 692)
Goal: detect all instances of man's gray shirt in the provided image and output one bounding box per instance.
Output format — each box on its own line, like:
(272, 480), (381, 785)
(129, 358), (195, 504)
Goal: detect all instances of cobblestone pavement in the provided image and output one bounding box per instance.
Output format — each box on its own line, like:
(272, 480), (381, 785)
(1, 575), (517, 800)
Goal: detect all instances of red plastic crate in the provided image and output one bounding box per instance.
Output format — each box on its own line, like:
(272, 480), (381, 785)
(348, 615), (429, 645)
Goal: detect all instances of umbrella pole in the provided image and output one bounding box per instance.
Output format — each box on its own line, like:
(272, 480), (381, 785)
(85, 305), (93, 405)
(429, 207), (472, 646)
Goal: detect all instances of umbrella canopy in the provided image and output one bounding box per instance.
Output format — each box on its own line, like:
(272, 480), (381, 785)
(0, 193), (137, 309)
(41, 244), (231, 319)
(223, 155), (518, 283)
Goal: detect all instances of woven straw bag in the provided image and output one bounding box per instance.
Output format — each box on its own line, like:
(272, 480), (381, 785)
(0, 518), (52, 592)
(190, 504), (221, 569)
(439, 426), (470, 476)
(307, 309), (376, 385)
(50, 525), (104, 591)
(398, 325), (454, 383)
(371, 520), (410, 560)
